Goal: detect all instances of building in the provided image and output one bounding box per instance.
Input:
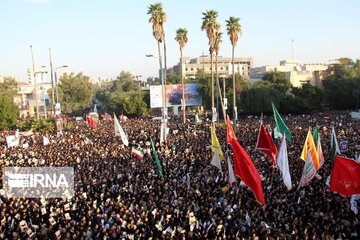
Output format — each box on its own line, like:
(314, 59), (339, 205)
(250, 60), (328, 88)
(166, 55), (253, 80)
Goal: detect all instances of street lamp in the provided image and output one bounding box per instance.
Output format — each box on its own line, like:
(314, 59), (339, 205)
(54, 65), (68, 109)
(146, 54), (167, 144)
(36, 66), (48, 119)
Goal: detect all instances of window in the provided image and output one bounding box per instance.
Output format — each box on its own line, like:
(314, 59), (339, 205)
(185, 68), (188, 71)
(191, 68), (193, 71)
(220, 67), (223, 70)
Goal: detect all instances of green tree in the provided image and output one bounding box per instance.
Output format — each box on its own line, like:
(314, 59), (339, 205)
(166, 74), (180, 84)
(202, 10), (220, 116)
(262, 71), (292, 92)
(327, 58), (356, 80)
(0, 77), (18, 97)
(226, 16), (242, 123)
(323, 77), (360, 109)
(240, 86), (281, 113)
(290, 83), (323, 111)
(0, 95), (18, 129)
(352, 59), (360, 77)
(107, 91), (148, 117)
(175, 27), (188, 123)
(57, 72), (94, 114)
(197, 75), (212, 110)
(0, 77), (18, 129)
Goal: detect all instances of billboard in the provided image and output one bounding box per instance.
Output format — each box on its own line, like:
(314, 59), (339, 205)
(150, 83), (201, 108)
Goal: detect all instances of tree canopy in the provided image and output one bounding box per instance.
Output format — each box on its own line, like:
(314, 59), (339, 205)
(0, 77), (19, 129)
(97, 71), (148, 117)
(57, 72), (95, 114)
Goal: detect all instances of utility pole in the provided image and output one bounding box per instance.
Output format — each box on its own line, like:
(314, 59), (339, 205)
(49, 48), (55, 115)
(30, 45), (39, 118)
(291, 39), (294, 61)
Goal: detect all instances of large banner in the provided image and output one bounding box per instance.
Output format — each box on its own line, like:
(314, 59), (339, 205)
(150, 83), (201, 108)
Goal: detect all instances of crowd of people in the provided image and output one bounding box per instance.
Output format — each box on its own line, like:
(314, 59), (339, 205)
(0, 110), (359, 239)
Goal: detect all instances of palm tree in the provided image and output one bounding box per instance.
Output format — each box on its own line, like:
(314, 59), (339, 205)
(148, 3), (167, 141)
(214, 31), (223, 120)
(226, 16), (242, 129)
(175, 28), (188, 124)
(201, 10), (220, 120)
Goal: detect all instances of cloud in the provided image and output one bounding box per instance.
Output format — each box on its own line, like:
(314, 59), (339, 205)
(24, 0), (49, 3)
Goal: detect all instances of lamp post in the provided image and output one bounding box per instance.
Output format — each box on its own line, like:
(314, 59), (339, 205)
(30, 45), (39, 118)
(37, 66), (48, 119)
(54, 65), (68, 114)
(146, 54), (167, 144)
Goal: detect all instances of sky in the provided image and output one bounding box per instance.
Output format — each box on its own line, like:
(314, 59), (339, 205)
(1, 0), (359, 82)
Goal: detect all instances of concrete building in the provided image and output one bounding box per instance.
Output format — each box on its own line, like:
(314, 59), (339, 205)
(250, 60), (328, 88)
(167, 55), (253, 80)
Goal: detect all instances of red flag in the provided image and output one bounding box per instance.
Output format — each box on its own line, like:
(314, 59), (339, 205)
(226, 116), (237, 144)
(86, 115), (97, 128)
(256, 124), (278, 165)
(226, 116), (265, 205)
(330, 156), (360, 196)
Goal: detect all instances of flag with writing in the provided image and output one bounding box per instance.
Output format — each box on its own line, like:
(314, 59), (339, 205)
(114, 114), (129, 146)
(256, 124), (278, 166)
(330, 156), (360, 196)
(226, 116), (265, 205)
(276, 135), (292, 190)
(298, 149), (317, 189)
(300, 129), (320, 170)
(331, 127), (341, 163)
(150, 138), (164, 179)
(271, 103), (292, 142)
(131, 147), (144, 160)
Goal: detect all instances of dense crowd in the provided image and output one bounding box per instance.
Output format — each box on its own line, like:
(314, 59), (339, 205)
(0, 110), (359, 239)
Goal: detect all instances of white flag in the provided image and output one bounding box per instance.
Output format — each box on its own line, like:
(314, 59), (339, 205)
(227, 156), (236, 187)
(43, 136), (50, 146)
(210, 149), (222, 173)
(350, 194), (360, 215)
(114, 114), (128, 146)
(6, 135), (19, 147)
(298, 149), (317, 189)
(276, 135), (292, 190)
(273, 127), (283, 139)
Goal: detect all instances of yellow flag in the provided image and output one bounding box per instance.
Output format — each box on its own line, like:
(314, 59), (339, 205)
(211, 124), (224, 160)
(300, 129), (320, 170)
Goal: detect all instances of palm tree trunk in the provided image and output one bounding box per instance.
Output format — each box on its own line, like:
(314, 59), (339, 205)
(157, 40), (166, 144)
(211, 53), (215, 121)
(181, 48), (186, 124)
(232, 45), (236, 131)
(163, 37), (168, 118)
(216, 53), (219, 121)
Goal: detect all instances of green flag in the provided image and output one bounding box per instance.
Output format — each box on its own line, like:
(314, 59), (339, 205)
(330, 127), (340, 163)
(150, 138), (164, 179)
(272, 103), (292, 142)
(313, 126), (319, 147)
